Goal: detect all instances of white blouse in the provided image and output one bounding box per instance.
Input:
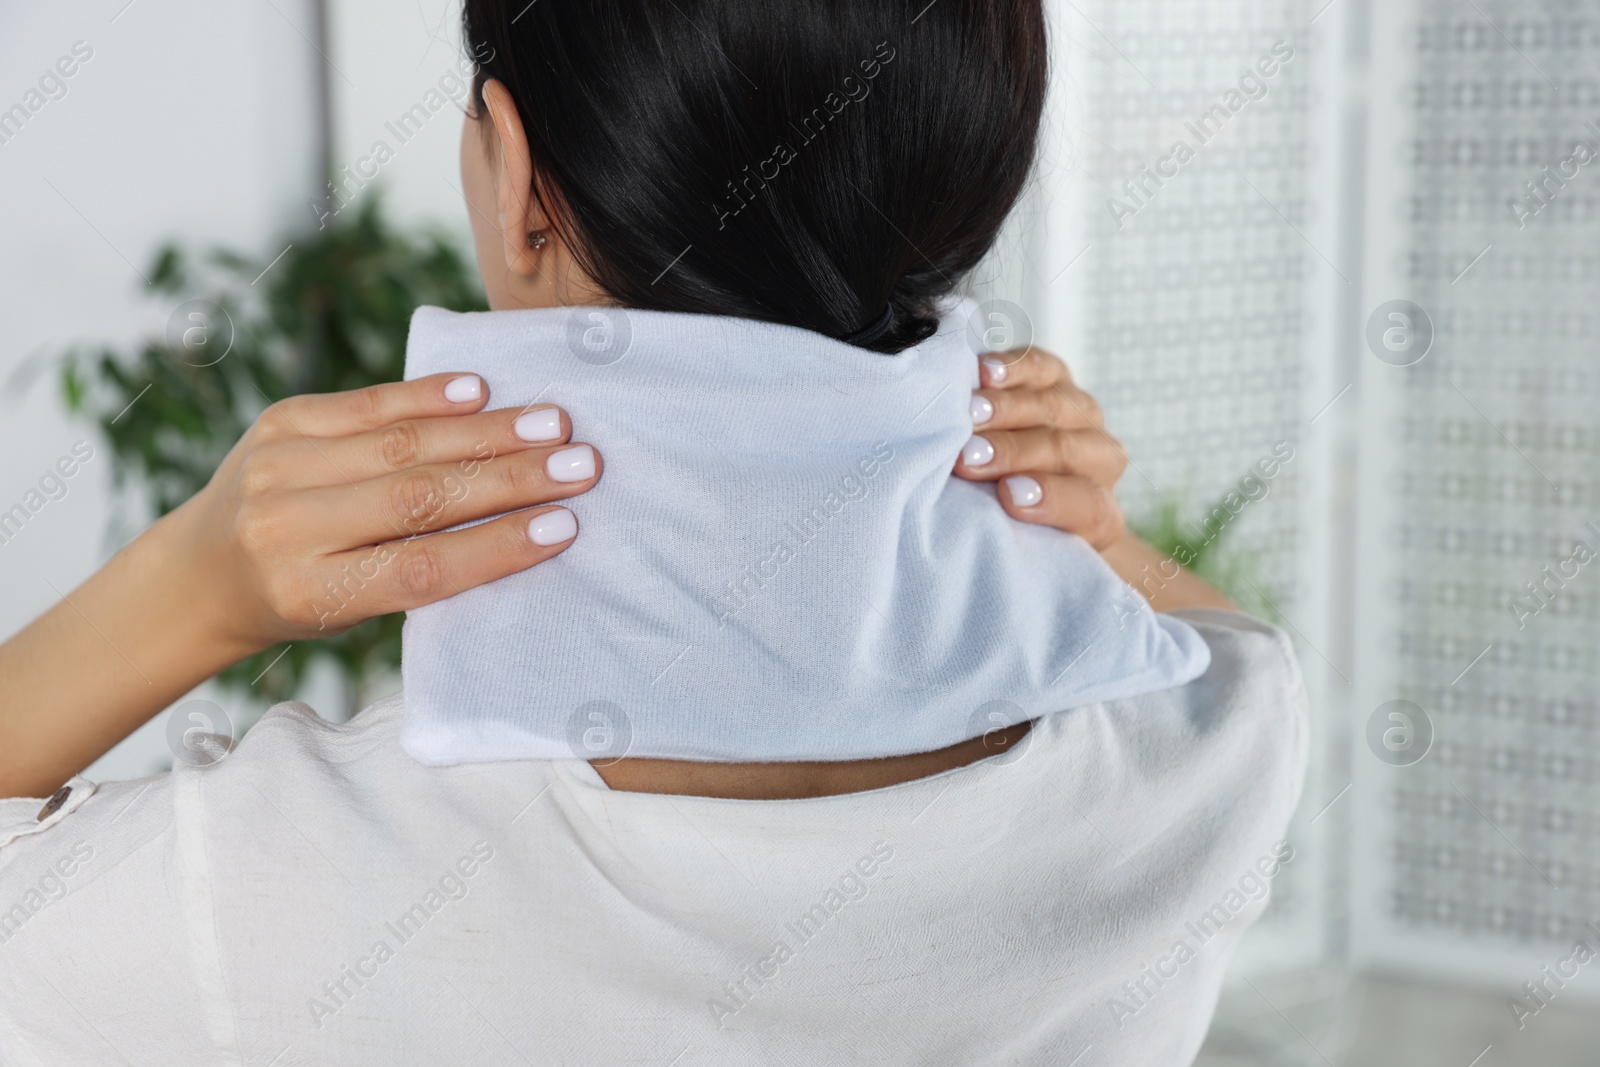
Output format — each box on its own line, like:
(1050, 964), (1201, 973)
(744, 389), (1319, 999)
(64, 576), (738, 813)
(0, 608), (1306, 1066)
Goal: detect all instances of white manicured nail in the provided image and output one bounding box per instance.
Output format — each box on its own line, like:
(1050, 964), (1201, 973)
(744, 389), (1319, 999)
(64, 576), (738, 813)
(514, 408), (562, 442)
(969, 394), (994, 427)
(527, 508), (577, 546)
(547, 444), (596, 483)
(982, 357), (1008, 383)
(1006, 475), (1043, 507)
(445, 375), (483, 403)
(962, 435), (995, 468)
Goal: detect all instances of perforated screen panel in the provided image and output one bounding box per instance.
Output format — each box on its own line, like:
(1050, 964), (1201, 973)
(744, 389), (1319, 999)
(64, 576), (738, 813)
(1354, 0), (1600, 989)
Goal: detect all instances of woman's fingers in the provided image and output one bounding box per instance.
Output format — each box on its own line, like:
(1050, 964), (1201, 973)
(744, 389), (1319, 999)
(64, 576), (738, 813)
(998, 471), (1126, 549)
(968, 346), (1127, 550)
(978, 345), (1070, 391)
(970, 383), (1103, 433)
(197, 375), (603, 651)
(273, 404), (571, 489)
(258, 373), (490, 439)
(297, 441), (602, 547)
(303, 506), (579, 631)
(956, 427), (1127, 486)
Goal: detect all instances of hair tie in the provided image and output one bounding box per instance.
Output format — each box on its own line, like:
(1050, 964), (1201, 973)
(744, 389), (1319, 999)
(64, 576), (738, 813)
(845, 304), (897, 348)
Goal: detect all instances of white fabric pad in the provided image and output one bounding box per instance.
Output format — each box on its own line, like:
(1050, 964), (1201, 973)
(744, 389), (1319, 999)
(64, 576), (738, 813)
(399, 300), (1210, 764)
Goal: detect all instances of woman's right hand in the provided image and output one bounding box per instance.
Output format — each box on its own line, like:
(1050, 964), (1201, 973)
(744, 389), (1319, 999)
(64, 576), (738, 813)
(183, 372), (602, 655)
(0, 372), (601, 798)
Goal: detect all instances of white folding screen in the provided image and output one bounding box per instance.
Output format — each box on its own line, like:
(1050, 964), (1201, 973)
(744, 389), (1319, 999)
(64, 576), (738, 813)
(1001, 0), (1346, 975)
(1354, 0), (1600, 997)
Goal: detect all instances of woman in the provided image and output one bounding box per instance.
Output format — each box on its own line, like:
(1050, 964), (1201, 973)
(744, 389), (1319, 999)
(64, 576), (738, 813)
(0, 1), (1306, 1063)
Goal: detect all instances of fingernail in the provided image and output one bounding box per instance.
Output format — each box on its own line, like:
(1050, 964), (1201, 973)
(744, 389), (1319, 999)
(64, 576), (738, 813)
(962, 435), (995, 468)
(1005, 475), (1043, 507)
(527, 508), (577, 546)
(547, 443), (596, 483)
(982, 357), (1008, 384)
(445, 375), (483, 403)
(969, 394), (994, 427)
(514, 408), (562, 442)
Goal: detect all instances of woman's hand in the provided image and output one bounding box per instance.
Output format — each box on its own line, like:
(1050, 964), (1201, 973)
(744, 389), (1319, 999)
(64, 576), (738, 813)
(185, 372), (601, 653)
(0, 373), (601, 798)
(957, 346), (1236, 614)
(954, 345), (1128, 549)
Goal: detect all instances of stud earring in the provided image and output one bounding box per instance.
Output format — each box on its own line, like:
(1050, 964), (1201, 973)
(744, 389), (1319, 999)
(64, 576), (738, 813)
(527, 231), (548, 249)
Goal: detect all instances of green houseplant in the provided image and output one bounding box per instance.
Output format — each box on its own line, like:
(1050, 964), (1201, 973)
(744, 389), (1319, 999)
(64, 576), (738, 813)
(1129, 492), (1280, 621)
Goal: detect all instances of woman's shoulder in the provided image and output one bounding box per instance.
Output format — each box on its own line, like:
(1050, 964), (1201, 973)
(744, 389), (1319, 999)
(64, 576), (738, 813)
(1022, 607), (1309, 835)
(1168, 606), (1303, 690)
(1049, 605), (1311, 828)
(1185, 606), (1307, 778)
(0, 691), (477, 880)
(1148, 606), (1308, 742)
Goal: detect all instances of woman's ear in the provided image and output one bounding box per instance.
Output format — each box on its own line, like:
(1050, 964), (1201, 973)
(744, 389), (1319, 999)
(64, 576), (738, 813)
(480, 79), (546, 277)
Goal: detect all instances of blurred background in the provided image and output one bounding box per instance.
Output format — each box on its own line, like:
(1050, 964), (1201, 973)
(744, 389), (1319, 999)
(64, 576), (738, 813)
(2, 0), (1596, 1062)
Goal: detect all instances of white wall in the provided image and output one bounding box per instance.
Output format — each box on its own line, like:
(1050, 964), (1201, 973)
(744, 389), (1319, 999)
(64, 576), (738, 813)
(324, 0), (474, 233)
(0, 0), (321, 782)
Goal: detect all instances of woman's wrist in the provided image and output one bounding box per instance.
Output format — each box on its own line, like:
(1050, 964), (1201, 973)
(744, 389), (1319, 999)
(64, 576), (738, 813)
(156, 486), (283, 664)
(1099, 531), (1236, 614)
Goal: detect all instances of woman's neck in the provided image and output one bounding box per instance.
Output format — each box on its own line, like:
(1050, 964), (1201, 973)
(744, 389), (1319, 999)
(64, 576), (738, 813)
(591, 721), (1032, 799)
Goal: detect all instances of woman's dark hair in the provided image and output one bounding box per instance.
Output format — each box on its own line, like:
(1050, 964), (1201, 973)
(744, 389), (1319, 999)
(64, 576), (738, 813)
(463, 0), (1046, 353)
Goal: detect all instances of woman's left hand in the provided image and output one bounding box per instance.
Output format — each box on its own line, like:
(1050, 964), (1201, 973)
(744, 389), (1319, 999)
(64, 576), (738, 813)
(954, 346), (1129, 549)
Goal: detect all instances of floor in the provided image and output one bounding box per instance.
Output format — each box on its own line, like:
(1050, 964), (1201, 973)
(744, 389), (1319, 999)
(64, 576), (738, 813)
(1196, 969), (1600, 1067)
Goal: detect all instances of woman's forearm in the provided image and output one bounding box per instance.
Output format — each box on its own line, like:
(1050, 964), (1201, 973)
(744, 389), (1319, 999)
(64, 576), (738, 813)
(1099, 531), (1237, 614)
(0, 499), (255, 798)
